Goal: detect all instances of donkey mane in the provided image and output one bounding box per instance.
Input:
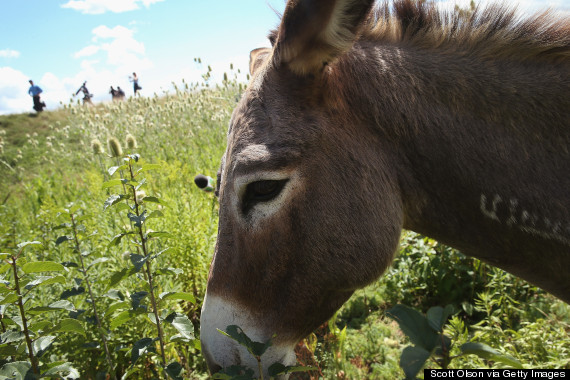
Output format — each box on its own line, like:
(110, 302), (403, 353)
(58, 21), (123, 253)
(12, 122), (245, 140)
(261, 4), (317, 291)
(363, 0), (570, 65)
(267, 0), (570, 65)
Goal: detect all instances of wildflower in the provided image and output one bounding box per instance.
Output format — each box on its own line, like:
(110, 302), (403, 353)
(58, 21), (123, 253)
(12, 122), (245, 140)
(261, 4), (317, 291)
(108, 137), (123, 157)
(126, 134), (137, 149)
(91, 139), (103, 154)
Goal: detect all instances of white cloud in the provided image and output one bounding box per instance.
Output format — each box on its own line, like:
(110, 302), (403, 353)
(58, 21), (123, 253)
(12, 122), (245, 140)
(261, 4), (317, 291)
(0, 67), (33, 115)
(92, 25), (134, 41)
(0, 49), (21, 59)
(61, 0), (164, 15)
(73, 25), (153, 73)
(74, 45), (100, 58)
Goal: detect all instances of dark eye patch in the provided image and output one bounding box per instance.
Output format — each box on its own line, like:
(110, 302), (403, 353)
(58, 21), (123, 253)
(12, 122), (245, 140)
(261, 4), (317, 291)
(242, 179), (288, 215)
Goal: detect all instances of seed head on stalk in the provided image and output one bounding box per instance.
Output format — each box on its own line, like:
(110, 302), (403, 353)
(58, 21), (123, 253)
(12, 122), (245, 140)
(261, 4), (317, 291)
(91, 139), (104, 155)
(126, 133), (138, 150)
(107, 137), (123, 157)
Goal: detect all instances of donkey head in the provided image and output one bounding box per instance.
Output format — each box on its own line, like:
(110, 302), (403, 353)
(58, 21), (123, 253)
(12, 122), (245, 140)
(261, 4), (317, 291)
(201, 0), (404, 376)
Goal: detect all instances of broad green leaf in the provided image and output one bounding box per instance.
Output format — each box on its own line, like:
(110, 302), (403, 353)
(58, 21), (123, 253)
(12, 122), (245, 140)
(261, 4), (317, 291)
(102, 179), (124, 189)
(103, 289), (124, 301)
(1, 331), (25, 344)
(426, 305), (455, 333)
(135, 178), (147, 191)
(0, 344), (18, 356)
(108, 232), (135, 248)
(103, 194), (127, 211)
(105, 301), (130, 319)
(16, 241), (42, 251)
(24, 275), (66, 290)
(166, 314), (194, 340)
(400, 346), (431, 380)
(48, 318), (86, 337)
(114, 202), (131, 212)
(32, 335), (56, 357)
(145, 231), (172, 240)
(130, 338), (155, 365)
(130, 254), (147, 272)
(0, 361), (31, 380)
(218, 325), (271, 357)
(107, 267), (138, 289)
(146, 210), (164, 220)
(108, 165), (127, 177)
(55, 236), (72, 246)
(0, 293), (18, 305)
(110, 310), (144, 329)
(0, 264), (11, 275)
(120, 367), (140, 380)
(130, 291), (148, 310)
(140, 196), (161, 204)
(386, 304), (439, 351)
(433, 334), (453, 357)
(29, 321), (51, 332)
(160, 292), (195, 304)
(28, 300), (75, 315)
(138, 164), (161, 173)
(22, 261), (64, 274)
(41, 362), (80, 379)
(460, 342), (522, 368)
(128, 211), (147, 228)
(87, 257), (110, 269)
(164, 362), (183, 380)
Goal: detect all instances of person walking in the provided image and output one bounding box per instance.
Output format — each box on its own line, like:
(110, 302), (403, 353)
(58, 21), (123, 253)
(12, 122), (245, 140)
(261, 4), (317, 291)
(130, 72), (142, 95)
(75, 81), (93, 105)
(28, 80), (46, 112)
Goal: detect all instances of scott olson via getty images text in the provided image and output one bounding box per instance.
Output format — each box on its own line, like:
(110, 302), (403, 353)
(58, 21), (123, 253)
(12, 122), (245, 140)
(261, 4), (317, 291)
(424, 369), (568, 379)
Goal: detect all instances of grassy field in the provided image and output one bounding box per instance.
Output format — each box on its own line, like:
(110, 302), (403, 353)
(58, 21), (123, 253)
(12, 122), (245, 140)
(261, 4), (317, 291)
(0, 75), (568, 379)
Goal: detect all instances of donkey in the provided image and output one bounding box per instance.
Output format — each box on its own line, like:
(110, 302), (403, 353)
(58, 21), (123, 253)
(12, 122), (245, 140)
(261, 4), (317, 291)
(200, 0), (570, 376)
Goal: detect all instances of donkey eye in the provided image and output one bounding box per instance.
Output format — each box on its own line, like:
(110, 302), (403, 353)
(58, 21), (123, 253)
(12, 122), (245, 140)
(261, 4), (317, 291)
(242, 179), (288, 213)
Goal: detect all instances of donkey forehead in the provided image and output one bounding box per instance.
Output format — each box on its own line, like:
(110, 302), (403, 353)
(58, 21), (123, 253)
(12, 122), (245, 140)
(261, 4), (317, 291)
(226, 89), (315, 170)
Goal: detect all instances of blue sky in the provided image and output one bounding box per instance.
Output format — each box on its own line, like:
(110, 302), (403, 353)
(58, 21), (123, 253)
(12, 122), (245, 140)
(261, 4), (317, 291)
(0, 0), (285, 114)
(1, 0), (568, 114)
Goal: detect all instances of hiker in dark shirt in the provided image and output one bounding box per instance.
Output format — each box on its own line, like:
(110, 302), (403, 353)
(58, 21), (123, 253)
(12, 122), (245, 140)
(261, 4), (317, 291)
(28, 80), (46, 112)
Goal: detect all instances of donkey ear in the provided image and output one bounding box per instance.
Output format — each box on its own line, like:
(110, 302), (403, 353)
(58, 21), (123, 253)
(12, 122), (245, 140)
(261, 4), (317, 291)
(274, 0), (374, 75)
(249, 47), (271, 76)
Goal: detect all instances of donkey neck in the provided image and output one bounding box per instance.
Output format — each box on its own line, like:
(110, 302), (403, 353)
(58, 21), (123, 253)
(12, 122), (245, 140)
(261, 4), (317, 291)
(328, 42), (570, 301)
